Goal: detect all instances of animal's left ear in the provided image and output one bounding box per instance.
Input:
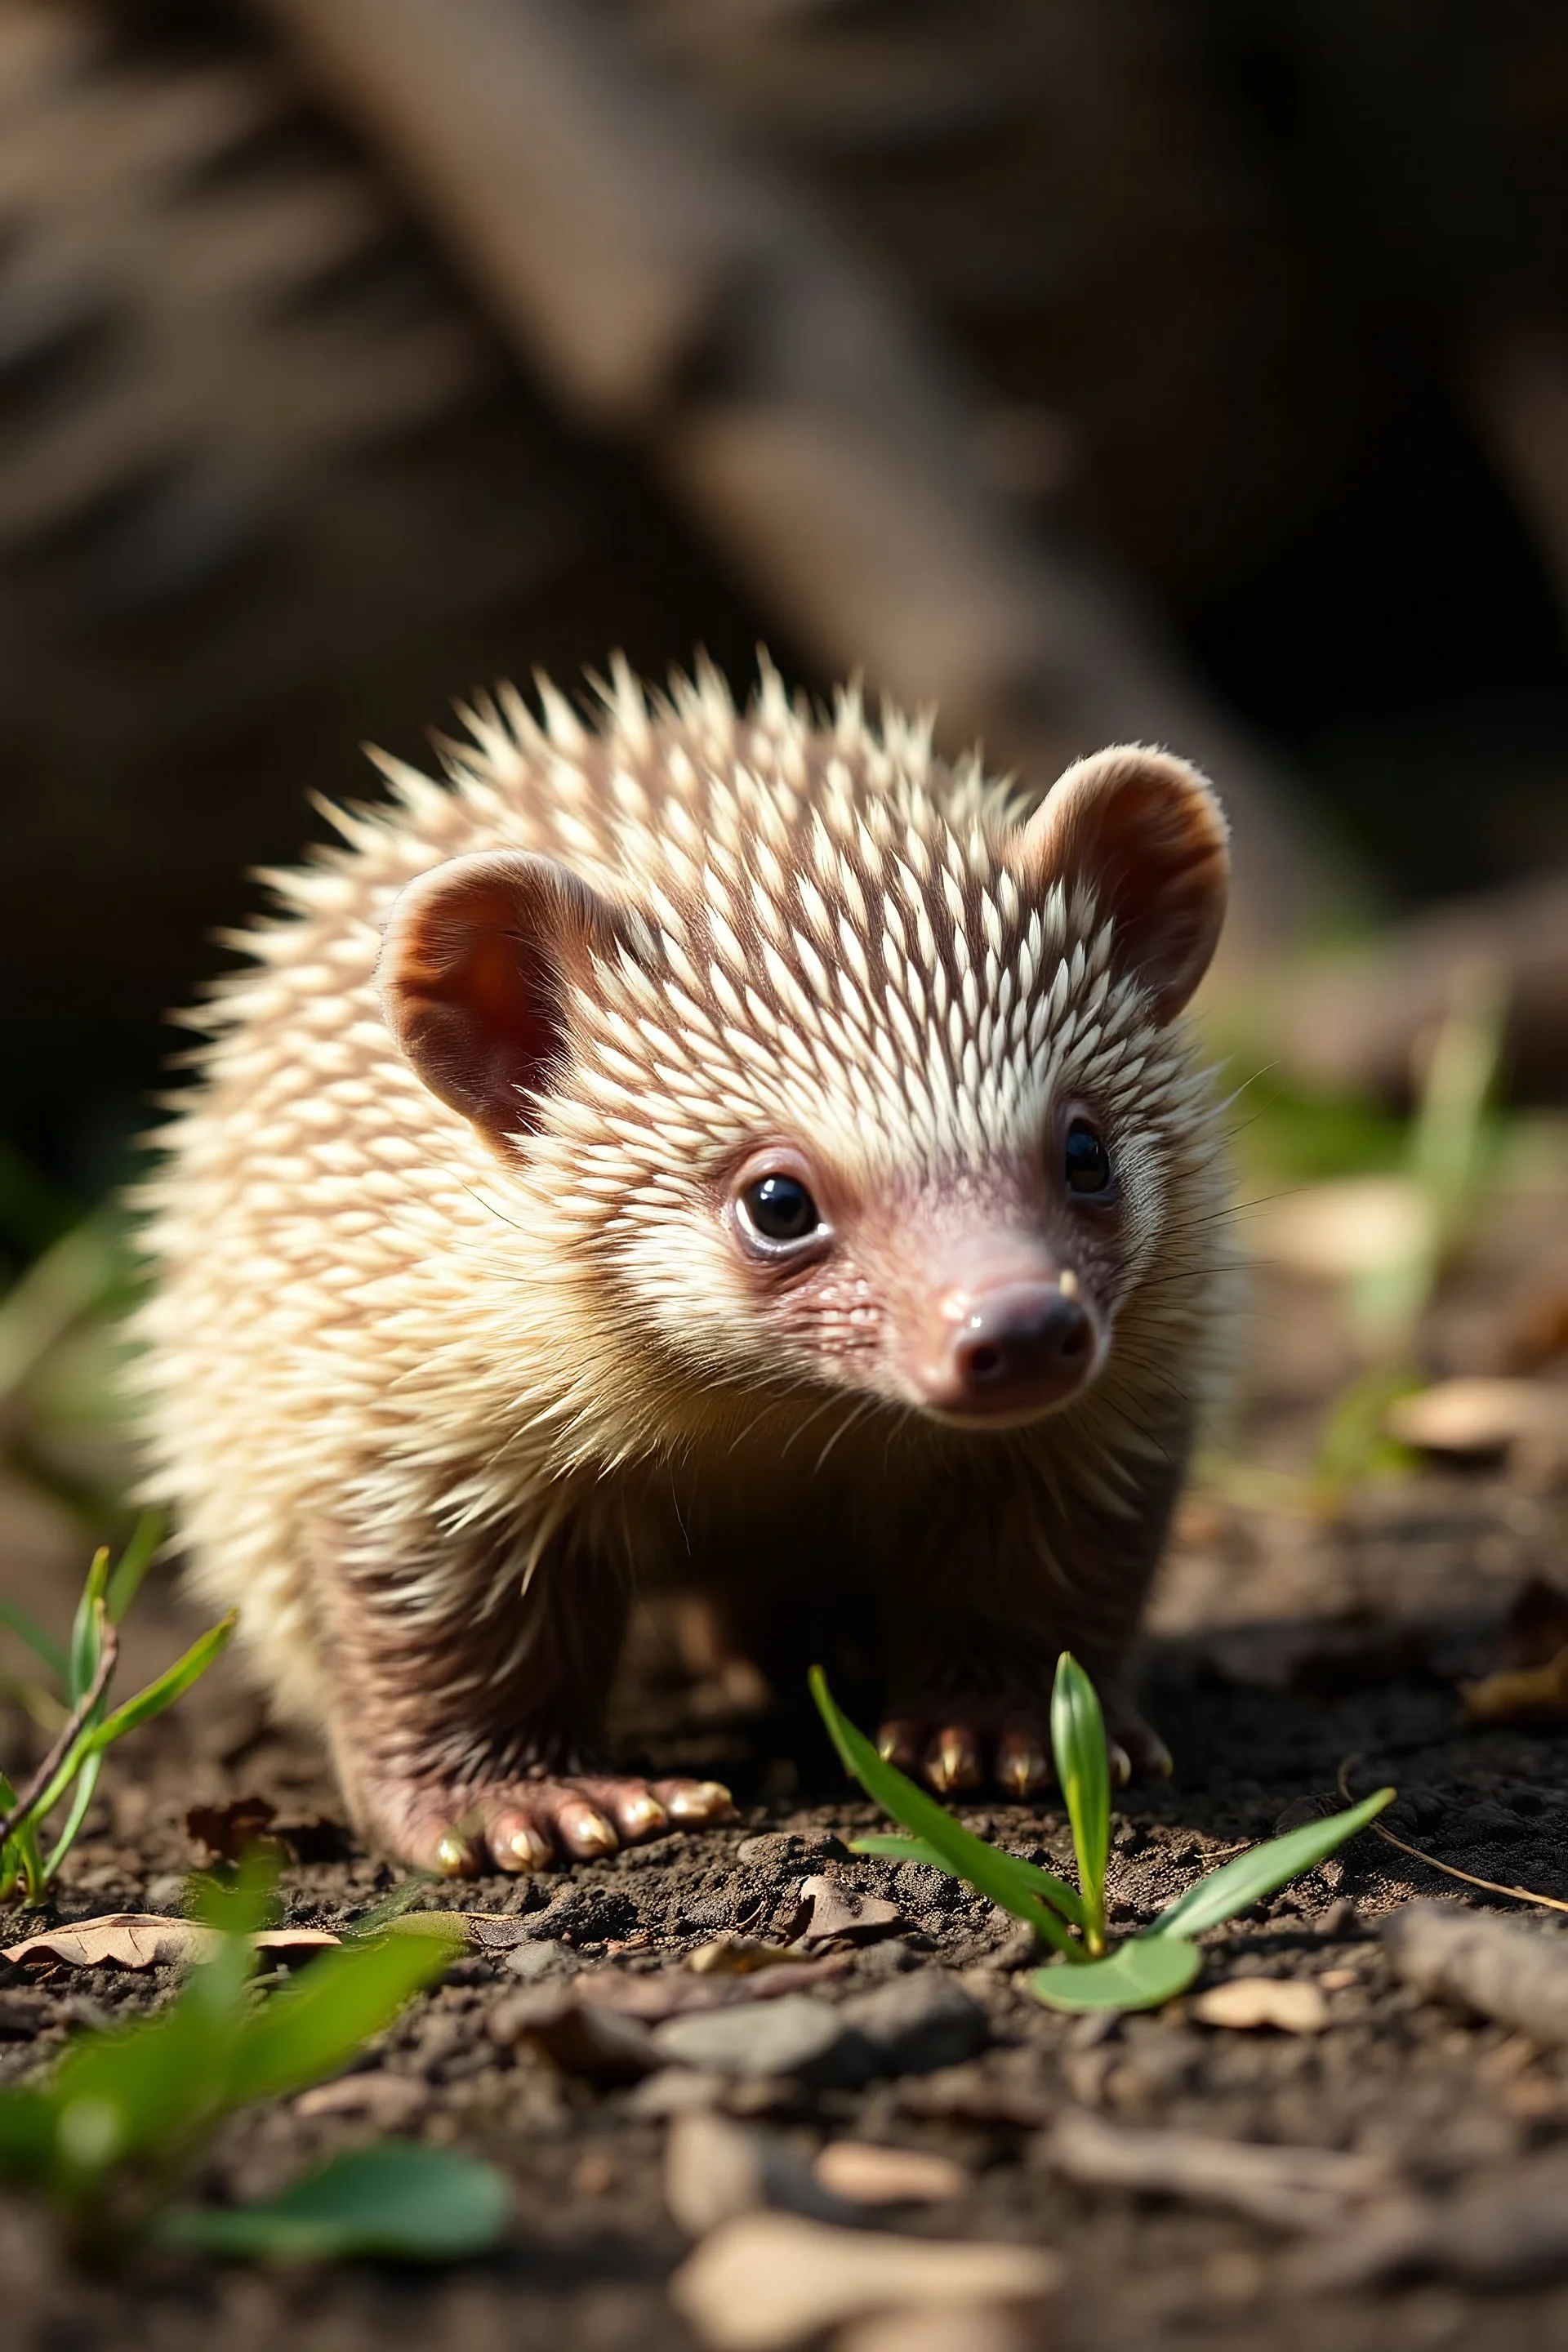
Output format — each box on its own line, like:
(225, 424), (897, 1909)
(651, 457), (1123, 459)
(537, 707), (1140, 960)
(1011, 744), (1229, 1022)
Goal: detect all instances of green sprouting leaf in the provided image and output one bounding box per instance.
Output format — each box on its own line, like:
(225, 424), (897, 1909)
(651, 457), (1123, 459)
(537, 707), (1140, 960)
(0, 1596), (68, 1681)
(1029, 1934), (1200, 2014)
(1050, 1654), (1109, 1955)
(106, 1512), (165, 1625)
(846, 1830), (1094, 1930)
(1150, 1787), (1396, 1940)
(809, 1668), (1085, 1955)
(49, 1998), (242, 2185)
(0, 2087), (59, 2184)
(225, 1927), (458, 2105)
(153, 2141), (513, 2264)
(87, 1612), (237, 1750)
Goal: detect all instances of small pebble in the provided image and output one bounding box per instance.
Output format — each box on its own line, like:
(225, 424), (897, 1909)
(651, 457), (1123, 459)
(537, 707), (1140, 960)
(505, 1938), (581, 1982)
(653, 1994), (872, 2086)
(840, 1974), (990, 2074)
(1192, 1979), (1329, 2034)
(666, 2110), (854, 2234)
(813, 2141), (969, 2205)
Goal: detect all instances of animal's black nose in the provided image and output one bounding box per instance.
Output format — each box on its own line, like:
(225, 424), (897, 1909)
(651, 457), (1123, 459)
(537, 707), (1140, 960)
(920, 1281), (1096, 1423)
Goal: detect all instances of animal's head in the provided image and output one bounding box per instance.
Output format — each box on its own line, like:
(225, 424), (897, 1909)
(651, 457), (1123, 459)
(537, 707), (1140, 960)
(376, 698), (1228, 1441)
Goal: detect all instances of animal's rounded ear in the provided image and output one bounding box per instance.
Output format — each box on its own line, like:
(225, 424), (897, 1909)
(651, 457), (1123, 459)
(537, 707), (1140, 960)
(376, 849), (630, 1147)
(1012, 744), (1229, 1022)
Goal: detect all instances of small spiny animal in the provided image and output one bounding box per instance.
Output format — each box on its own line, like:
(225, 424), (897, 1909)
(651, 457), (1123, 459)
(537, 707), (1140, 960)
(136, 657), (1233, 1873)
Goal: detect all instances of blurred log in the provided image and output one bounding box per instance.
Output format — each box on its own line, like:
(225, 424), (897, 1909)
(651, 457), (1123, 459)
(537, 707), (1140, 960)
(256, 0), (1330, 976)
(1472, 324), (1568, 635)
(1385, 1900), (1568, 2044)
(1267, 872), (1568, 1103)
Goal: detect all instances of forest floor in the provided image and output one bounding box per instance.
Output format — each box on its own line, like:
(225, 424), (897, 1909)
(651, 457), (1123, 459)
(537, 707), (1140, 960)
(2, 1184), (1567, 2352)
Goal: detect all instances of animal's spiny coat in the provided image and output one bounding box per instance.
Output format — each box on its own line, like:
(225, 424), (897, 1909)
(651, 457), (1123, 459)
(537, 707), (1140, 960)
(136, 657), (1233, 1869)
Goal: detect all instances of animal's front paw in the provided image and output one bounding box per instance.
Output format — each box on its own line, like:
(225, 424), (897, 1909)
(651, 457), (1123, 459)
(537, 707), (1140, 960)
(877, 1690), (1172, 1797)
(368, 1771), (734, 1876)
(876, 1701), (1054, 1797)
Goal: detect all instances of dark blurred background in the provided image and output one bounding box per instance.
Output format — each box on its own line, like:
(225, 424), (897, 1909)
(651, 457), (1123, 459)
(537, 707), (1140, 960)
(5, 0), (1568, 1196)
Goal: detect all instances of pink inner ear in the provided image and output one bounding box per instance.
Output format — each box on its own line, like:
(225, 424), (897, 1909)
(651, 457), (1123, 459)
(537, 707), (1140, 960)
(376, 853), (589, 1145)
(1021, 747), (1229, 1022)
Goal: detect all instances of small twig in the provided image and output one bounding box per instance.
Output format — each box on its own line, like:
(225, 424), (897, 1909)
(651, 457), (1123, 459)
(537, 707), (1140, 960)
(0, 1614), (118, 1847)
(1045, 2106), (1393, 2234)
(1339, 1753), (1568, 1918)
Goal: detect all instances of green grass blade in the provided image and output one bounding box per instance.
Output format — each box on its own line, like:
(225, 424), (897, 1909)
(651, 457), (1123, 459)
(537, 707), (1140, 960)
(225, 1927), (460, 2105)
(0, 1214), (125, 1407)
(808, 1667), (1085, 1953)
(1030, 1934), (1200, 2013)
(15, 1818), (44, 1904)
(1050, 1654), (1110, 1955)
(67, 1551), (110, 1706)
(40, 1750), (103, 1886)
(86, 1613), (236, 1751)
(0, 2087), (58, 2185)
(0, 1597), (68, 1682)
(105, 1512), (165, 1624)
(1150, 1787), (1396, 1940)
(16, 1614), (238, 1844)
(0, 1138), (79, 1258)
(345, 1873), (439, 1938)
(153, 2142), (512, 2264)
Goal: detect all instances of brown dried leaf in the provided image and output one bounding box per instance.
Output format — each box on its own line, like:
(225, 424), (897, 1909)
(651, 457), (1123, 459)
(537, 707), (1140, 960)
(791, 1877), (905, 1945)
(1463, 1646), (1568, 1724)
(2, 1914), (341, 1969)
(1500, 1577), (1568, 1670)
(185, 1795), (281, 1863)
(185, 1795), (350, 1865)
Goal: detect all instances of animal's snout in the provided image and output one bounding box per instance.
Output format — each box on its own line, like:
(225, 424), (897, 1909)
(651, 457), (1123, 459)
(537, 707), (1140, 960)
(915, 1274), (1098, 1424)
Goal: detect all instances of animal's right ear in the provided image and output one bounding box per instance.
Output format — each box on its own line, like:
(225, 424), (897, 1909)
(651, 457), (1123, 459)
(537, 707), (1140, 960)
(376, 850), (629, 1147)
(1010, 744), (1229, 1022)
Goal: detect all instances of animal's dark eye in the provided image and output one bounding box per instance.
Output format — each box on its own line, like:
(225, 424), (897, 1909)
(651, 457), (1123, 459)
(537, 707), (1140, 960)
(741, 1173), (821, 1245)
(1064, 1120), (1112, 1197)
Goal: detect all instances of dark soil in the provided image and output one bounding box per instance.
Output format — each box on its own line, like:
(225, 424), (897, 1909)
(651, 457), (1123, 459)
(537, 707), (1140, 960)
(2, 1245), (1568, 2352)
